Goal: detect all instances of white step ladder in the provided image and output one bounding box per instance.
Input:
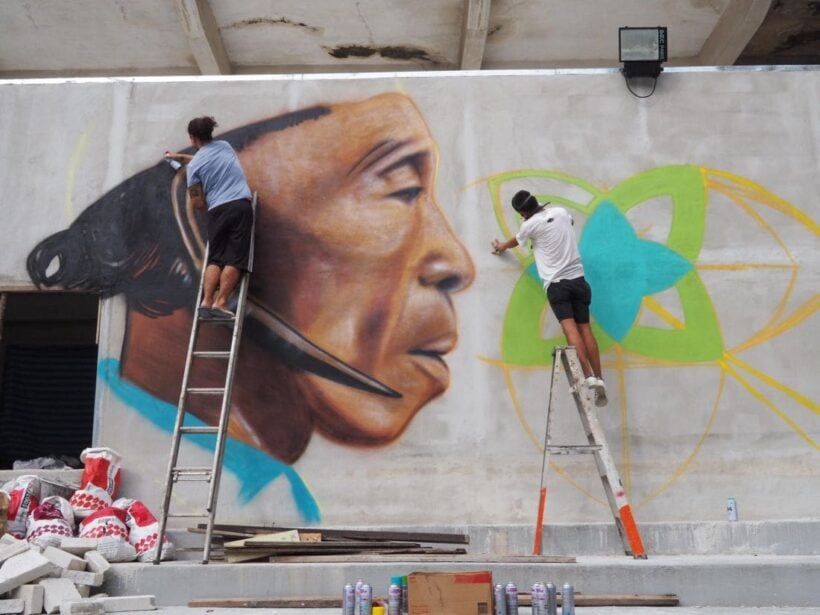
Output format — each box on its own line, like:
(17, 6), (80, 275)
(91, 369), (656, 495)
(533, 345), (647, 559)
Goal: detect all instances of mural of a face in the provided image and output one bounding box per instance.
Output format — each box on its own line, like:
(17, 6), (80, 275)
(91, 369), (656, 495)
(29, 92), (474, 465)
(240, 93), (474, 445)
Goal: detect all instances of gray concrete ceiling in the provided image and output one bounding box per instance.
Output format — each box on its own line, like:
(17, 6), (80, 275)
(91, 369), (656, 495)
(0, 0), (817, 78)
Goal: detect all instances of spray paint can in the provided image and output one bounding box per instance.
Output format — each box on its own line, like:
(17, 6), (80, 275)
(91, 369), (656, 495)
(359, 583), (373, 615)
(531, 583), (546, 615)
(544, 583), (558, 615)
(342, 584), (355, 615)
(493, 584), (506, 615)
(561, 584), (574, 615)
(401, 576), (408, 614)
(354, 580), (364, 614)
(545, 583), (557, 615)
(504, 582), (518, 614)
(727, 497), (738, 521)
(387, 583), (402, 615)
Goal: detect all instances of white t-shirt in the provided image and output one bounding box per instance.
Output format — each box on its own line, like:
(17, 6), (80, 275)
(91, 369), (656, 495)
(516, 206), (584, 290)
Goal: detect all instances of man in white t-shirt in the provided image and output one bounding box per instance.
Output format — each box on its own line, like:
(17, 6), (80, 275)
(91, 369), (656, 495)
(492, 190), (607, 406)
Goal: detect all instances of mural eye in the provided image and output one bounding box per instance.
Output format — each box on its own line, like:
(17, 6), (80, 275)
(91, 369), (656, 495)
(389, 186), (423, 204)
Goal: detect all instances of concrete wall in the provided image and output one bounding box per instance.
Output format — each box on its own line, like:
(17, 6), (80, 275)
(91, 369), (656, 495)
(0, 68), (817, 528)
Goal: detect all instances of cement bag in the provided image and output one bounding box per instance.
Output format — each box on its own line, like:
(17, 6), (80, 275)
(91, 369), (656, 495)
(3, 475), (41, 539)
(78, 506), (135, 562)
(26, 497), (74, 549)
(114, 498), (175, 562)
(70, 447), (122, 519)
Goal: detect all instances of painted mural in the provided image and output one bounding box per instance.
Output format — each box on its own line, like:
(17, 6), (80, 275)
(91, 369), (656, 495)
(6, 70), (818, 525)
(26, 93), (475, 521)
(482, 166), (819, 509)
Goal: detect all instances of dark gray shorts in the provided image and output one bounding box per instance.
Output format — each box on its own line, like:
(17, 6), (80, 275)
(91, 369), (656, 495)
(207, 199), (253, 271)
(546, 276), (591, 323)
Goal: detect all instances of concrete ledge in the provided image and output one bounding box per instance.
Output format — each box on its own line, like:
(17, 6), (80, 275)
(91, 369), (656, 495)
(102, 555), (820, 607)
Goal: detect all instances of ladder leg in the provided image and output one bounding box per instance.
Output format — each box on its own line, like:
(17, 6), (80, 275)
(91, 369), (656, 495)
(558, 346), (648, 559)
(533, 348), (562, 555)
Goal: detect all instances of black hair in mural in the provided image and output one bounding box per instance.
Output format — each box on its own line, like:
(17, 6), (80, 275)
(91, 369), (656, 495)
(27, 106), (332, 315)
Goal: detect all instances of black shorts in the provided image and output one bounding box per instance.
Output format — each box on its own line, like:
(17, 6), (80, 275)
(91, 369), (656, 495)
(546, 276), (591, 323)
(207, 199), (253, 271)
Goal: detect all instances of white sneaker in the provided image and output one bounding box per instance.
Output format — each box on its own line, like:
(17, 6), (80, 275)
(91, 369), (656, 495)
(594, 378), (608, 407)
(583, 376), (598, 389)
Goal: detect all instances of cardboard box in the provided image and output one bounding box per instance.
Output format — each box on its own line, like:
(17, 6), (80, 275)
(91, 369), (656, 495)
(408, 571), (492, 615)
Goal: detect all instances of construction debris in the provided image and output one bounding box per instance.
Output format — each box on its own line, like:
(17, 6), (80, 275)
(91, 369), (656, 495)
(191, 523), (474, 563)
(0, 536), (156, 614)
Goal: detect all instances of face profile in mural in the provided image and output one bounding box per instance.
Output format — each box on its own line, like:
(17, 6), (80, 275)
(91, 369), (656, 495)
(27, 93), (475, 474)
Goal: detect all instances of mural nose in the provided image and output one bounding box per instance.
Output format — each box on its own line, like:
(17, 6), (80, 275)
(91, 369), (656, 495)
(418, 208), (475, 294)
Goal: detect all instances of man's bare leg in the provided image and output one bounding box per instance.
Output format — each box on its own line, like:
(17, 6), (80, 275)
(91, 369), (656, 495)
(213, 265), (241, 312)
(201, 264), (222, 308)
(558, 318), (593, 378)
(578, 323), (602, 379)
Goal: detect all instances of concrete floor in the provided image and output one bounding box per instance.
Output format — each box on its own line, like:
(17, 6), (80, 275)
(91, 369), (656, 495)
(119, 608), (820, 615)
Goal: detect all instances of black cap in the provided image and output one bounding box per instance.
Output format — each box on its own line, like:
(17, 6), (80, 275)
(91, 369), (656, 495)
(511, 190), (539, 213)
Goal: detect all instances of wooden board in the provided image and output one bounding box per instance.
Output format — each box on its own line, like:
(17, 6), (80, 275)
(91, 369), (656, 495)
(197, 523), (469, 544)
(265, 553), (574, 563)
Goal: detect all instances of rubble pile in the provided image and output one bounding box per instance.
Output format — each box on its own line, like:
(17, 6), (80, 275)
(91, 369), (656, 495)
(0, 533), (156, 615)
(0, 448), (174, 565)
(0, 447), (173, 614)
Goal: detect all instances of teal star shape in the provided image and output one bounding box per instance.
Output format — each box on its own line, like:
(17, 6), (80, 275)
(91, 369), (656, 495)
(577, 201), (693, 341)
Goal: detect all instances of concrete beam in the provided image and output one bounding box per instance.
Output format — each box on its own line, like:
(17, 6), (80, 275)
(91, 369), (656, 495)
(697, 0), (774, 66)
(174, 0), (232, 75)
(459, 0), (492, 70)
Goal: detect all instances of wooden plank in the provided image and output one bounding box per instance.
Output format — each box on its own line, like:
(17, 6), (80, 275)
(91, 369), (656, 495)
(190, 593), (677, 609)
(198, 523), (469, 544)
(298, 532), (322, 542)
(243, 540), (421, 550)
(265, 553), (575, 564)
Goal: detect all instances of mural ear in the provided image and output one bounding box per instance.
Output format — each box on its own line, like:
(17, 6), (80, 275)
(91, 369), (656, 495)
(170, 167), (207, 272)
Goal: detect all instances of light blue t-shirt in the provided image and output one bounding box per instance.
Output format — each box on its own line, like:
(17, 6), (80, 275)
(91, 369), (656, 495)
(186, 140), (252, 210)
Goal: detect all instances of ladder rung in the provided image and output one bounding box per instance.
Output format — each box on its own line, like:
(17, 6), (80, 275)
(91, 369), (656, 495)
(192, 351), (231, 359)
(172, 468), (213, 481)
(186, 387), (226, 395)
(547, 445), (602, 455)
(179, 426), (220, 434)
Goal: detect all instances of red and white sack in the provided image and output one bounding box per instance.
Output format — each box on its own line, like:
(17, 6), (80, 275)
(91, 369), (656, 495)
(26, 497), (74, 549)
(3, 475), (40, 539)
(78, 506), (135, 562)
(113, 498), (175, 562)
(70, 447), (122, 519)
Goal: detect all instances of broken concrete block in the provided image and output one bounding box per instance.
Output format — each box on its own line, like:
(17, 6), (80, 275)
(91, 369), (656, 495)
(59, 570), (103, 588)
(0, 550), (55, 595)
(58, 539), (98, 557)
(59, 600), (103, 615)
(10, 585), (44, 615)
(0, 600), (25, 615)
(1, 534), (20, 546)
(81, 552), (109, 576)
(97, 596), (156, 613)
(38, 579), (81, 614)
(0, 540), (30, 564)
(43, 547), (86, 572)
(76, 586), (90, 598)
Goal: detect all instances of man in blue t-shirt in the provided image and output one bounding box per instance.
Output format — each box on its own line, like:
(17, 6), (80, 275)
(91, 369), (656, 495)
(165, 116), (253, 319)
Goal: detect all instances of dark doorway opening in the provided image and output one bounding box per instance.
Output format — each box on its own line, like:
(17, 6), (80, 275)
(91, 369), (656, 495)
(0, 292), (99, 469)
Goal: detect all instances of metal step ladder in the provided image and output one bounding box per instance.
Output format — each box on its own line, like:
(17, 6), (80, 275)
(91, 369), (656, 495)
(533, 345), (647, 559)
(154, 194), (256, 565)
